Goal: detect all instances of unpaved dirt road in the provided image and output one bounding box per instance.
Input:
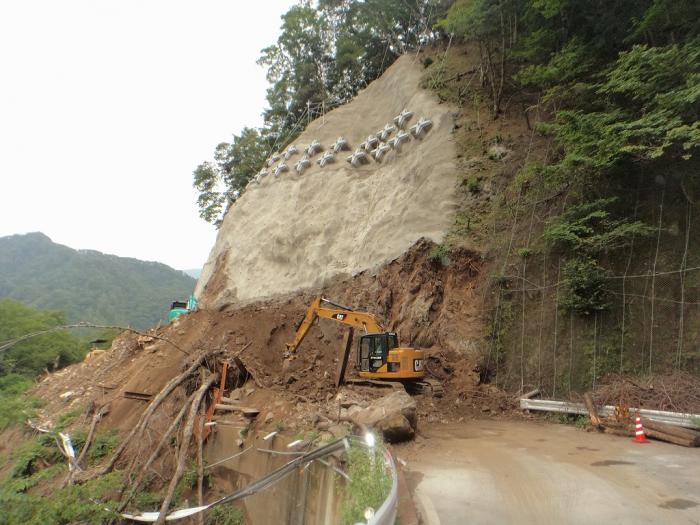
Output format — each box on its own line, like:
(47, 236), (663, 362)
(400, 420), (700, 525)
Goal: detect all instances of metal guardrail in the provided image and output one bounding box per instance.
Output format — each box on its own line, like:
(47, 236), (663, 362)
(520, 398), (700, 429)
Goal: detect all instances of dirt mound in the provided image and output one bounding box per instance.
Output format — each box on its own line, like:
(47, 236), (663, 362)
(8, 237), (513, 519)
(196, 54), (459, 307)
(31, 238), (490, 433)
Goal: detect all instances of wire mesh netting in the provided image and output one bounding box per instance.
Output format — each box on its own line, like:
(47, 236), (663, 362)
(485, 184), (700, 397)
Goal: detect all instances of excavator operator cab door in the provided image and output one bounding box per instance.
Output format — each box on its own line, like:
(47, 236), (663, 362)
(357, 332), (399, 373)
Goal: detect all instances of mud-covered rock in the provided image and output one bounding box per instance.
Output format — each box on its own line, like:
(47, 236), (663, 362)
(377, 412), (415, 442)
(348, 390), (417, 442)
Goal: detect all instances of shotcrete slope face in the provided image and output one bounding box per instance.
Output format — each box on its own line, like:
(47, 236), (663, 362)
(197, 55), (458, 307)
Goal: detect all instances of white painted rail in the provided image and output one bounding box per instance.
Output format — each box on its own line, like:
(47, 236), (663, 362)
(520, 398), (700, 429)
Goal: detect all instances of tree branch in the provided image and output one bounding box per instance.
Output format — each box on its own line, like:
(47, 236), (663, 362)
(0, 322), (189, 356)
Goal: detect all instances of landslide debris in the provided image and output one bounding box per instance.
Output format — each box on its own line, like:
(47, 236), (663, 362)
(21, 238), (503, 459)
(0, 235), (517, 523)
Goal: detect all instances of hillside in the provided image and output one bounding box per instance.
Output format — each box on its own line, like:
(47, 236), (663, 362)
(1, 2), (698, 524)
(197, 55), (458, 307)
(0, 233), (195, 329)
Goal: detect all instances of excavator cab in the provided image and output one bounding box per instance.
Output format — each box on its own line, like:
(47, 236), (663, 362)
(357, 332), (399, 373)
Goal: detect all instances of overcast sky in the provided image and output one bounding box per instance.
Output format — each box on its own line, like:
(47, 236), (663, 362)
(0, 0), (296, 270)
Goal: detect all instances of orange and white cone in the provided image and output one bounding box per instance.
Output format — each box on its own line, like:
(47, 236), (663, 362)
(633, 414), (649, 443)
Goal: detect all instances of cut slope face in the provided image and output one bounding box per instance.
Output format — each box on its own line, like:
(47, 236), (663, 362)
(196, 55), (458, 307)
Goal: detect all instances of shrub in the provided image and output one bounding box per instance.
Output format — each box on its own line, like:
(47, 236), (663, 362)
(466, 176), (481, 195)
(88, 431), (119, 462)
(428, 244), (450, 263)
(205, 505), (244, 525)
(562, 257), (609, 315)
(340, 443), (392, 525)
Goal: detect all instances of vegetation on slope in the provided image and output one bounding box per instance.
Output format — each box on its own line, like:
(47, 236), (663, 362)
(0, 232), (195, 329)
(0, 299), (91, 430)
(435, 0), (699, 391)
(193, 0), (698, 392)
(193, 0), (452, 226)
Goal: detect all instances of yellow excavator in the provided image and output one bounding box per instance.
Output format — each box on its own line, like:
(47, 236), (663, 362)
(286, 297), (443, 395)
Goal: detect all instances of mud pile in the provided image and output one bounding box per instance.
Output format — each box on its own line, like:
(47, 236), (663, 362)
(196, 54), (459, 307)
(32, 239), (489, 435)
(12, 237), (508, 522)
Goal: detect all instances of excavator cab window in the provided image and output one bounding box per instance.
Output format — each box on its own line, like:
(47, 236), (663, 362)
(358, 333), (398, 372)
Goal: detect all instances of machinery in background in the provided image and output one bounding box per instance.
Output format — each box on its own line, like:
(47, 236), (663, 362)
(168, 294), (198, 322)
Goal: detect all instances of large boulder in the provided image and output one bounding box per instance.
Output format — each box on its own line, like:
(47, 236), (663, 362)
(348, 390), (417, 442)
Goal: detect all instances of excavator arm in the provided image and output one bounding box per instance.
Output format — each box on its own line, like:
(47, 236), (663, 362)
(285, 296), (435, 391)
(286, 297), (385, 353)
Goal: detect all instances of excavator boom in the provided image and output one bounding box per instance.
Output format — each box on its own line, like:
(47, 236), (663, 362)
(286, 297), (385, 353)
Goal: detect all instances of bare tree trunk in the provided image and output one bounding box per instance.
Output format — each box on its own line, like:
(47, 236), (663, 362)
(118, 392), (195, 511)
(99, 353), (206, 476)
(155, 374), (217, 525)
(196, 403), (206, 525)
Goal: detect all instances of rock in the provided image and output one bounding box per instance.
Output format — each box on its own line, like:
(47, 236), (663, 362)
(487, 143), (511, 161)
(244, 387), (255, 397)
(236, 439), (244, 448)
(328, 424), (350, 438)
(377, 413), (414, 443)
(350, 390), (417, 443)
(264, 412), (274, 423)
(230, 389), (241, 401)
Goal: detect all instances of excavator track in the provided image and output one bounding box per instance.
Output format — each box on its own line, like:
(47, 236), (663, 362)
(405, 378), (444, 398)
(422, 378), (445, 398)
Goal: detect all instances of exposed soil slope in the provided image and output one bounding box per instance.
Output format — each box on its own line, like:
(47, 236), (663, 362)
(196, 54), (460, 307)
(33, 239), (487, 436)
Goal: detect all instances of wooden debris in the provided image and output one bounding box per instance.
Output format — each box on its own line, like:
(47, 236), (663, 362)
(214, 404), (260, 417)
(123, 391), (153, 401)
(584, 392), (603, 429)
(521, 388), (540, 400)
(335, 327), (354, 388)
(642, 419), (700, 447)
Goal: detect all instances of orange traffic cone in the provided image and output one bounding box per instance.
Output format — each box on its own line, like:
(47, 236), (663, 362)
(633, 413), (649, 443)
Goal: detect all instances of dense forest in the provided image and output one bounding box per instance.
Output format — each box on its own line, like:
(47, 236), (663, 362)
(0, 233), (195, 329)
(0, 299), (91, 429)
(194, 0), (698, 224)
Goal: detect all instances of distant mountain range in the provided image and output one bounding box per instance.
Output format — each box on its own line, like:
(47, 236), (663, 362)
(0, 232), (196, 329)
(183, 268), (201, 279)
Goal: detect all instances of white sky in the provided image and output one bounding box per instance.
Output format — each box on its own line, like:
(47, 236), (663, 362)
(0, 0), (296, 270)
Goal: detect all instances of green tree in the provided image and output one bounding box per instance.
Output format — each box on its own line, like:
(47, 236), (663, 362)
(440, 0), (523, 113)
(194, 1), (448, 223)
(193, 127), (268, 226)
(258, 5), (332, 141)
(0, 299), (88, 378)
